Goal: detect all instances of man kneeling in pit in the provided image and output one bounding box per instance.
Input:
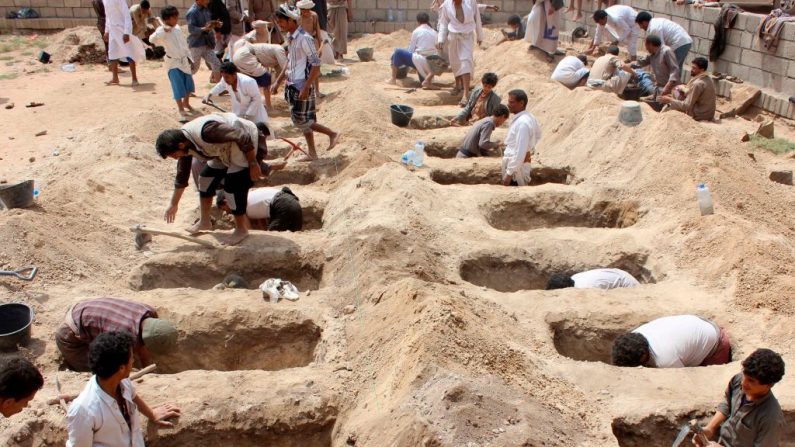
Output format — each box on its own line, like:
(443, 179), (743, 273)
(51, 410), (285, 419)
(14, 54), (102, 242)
(612, 314), (732, 368)
(217, 186), (303, 231)
(545, 268), (639, 290)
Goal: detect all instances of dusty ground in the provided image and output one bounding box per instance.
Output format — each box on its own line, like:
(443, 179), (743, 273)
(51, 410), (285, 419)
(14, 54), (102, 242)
(1, 26), (794, 446)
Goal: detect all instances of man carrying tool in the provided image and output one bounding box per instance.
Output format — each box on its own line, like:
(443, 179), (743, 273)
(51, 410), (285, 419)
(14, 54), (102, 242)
(55, 297), (177, 372)
(272, 4), (340, 162)
(695, 348), (786, 447)
(0, 357), (43, 418)
(157, 112), (275, 245)
(66, 331), (181, 447)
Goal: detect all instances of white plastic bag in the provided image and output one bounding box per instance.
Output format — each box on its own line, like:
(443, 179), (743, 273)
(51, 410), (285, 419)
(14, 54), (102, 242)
(259, 278), (300, 303)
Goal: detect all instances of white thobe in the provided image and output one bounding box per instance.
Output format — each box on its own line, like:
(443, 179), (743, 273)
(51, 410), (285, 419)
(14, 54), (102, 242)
(593, 5), (640, 57)
(646, 18), (693, 51)
(149, 25), (193, 74)
(437, 0), (483, 77)
(210, 73), (269, 124)
(502, 111), (541, 185)
(103, 0), (146, 62)
(409, 24), (438, 79)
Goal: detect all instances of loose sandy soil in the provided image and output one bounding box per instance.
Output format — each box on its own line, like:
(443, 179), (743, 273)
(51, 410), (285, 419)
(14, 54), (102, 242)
(1, 26), (794, 446)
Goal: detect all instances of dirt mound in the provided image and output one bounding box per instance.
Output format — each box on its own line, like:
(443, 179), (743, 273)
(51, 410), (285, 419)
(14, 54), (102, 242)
(45, 26), (105, 64)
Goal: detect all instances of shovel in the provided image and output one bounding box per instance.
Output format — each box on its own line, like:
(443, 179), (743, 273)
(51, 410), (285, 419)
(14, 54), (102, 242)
(0, 266), (38, 281)
(202, 98), (227, 113)
(131, 224), (218, 250)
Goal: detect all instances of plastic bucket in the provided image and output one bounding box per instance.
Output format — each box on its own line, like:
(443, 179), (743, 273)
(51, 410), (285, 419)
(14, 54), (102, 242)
(356, 48), (374, 62)
(0, 303), (35, 351)
(618, 101), (643, 127)
(396, 66), (409, 79)
(390, 104), (414, 127)
(0, 180), (34, 209)
(426, 55), (447, 76)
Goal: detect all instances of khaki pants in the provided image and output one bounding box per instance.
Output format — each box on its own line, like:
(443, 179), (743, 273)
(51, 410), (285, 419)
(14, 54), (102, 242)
(55, 324), (91, 372)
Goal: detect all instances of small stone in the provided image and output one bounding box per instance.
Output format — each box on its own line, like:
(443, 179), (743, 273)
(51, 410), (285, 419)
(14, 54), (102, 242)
(52, 149), (60, 156)
(34, 130), (47, 137)
(28, 157), (35, 163)
(4, 103), (13, 109)
(769, 170), (793, 186)
(343, 305), (356, 315)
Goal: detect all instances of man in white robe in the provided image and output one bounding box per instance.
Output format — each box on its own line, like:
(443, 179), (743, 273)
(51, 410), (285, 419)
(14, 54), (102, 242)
(436, 0), (483, 102)
(103, 0), (146, 85)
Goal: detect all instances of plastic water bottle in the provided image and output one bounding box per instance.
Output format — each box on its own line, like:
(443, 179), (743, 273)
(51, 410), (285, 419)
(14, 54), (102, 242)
(412, 141), (425, 168)
(387, 9), (394, 22)
(33, 186), (40, 202)
(400, 149), (415, 165)
(696, 183), (714, 216)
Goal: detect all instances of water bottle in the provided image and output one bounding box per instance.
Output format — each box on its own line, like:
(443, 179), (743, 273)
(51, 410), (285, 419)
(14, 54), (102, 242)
(696, 183), (714, 216)
(400, 149), (415, 165)
(387, 9), (394, 22)
(412, 141), (425, 168)
(33, 186), (40, 202)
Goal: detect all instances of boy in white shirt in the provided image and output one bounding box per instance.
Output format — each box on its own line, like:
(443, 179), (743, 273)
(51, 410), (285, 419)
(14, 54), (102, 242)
(150, 6), (196, 120)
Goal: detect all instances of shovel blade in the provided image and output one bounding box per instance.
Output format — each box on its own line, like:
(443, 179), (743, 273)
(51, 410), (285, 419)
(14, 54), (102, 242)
(672, 424), (692, 447)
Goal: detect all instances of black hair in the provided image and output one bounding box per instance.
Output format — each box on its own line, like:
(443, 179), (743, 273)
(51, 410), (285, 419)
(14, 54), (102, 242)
(593, 9), (608, 21)
(0, 357), (43, 401)
(508, 89), (528, 108)
(161, 5), (179, 19)
(607, 46), (619, 55)
(416, 12), (430, 24)
(576, 54), (588, 65)
(645, 35), (662, 47)
(482, 72), (498, 86)
(635, 11), (652, 24)
(256, 121), (271, 137)
(275, 7), (295, 21)
(508, 14), (521, 26)
(692, 56), (709, 71)
(612, 332), (650, 367)
(220, 61), (238, 74)
(88, 331), (133, 379)
(268, 187), (303, 231)
(545, 273), (574, 290)
(156, 129), (189, 159)
(742, 348), (785, 385)
(140, 0), (151, 9)
(492, 104), (510, 118)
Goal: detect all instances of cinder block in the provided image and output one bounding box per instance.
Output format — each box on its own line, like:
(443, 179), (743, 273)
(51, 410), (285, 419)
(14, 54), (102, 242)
(63, 0), (79, 6)
(395, 0), (407, 9)
(721, 45), (741, 63)
(684, 6), (703, 22)
(741, 49), (762, 68)
(634, 0), (650, 10)
(649, 0), (667, 12)
(726, 30), (742, 46)
(747, 67), (765, 86)
(671, 16), (688, 30)
(703, 7), (720, 23)
(762, 54), (788, 76)
(374, 21), (387, 33)
(697, 37), (711, 54)
(744, 14), (762, 33)
(357, 0), (376, 8)
(788, 61), (795, 78)
(730, 65), (750, 82)
(777, 39), (795, 59)
(733, 14), (746, 30)
(73, 6), (91, 17)
(366, 9), (385, 20)
(55, 6), (73, 17)
(690, 20), (708, 39)
(741, 31), (754, 48)
(375, 0), (390, 8)
(352, 9), (365, 21)
(39, 6), (56, 16)
(406, 0), (417, 8)
(781, 22), (795, 41)
(713, 59), (729, 73)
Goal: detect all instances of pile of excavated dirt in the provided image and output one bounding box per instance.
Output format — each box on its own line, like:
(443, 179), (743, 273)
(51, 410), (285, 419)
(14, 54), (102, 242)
(44, 26), (106, 65)
(1, 26), (794, 447)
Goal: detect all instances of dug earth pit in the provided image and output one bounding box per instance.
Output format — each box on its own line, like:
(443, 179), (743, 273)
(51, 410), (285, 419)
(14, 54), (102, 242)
(546, 313), (651, 363)
(264, 155), (350, 187)
(459, 250), (657, 293)
(430, 162), (574, 186)
(484, 191), (642, 231)
(128, 244), (324, 291)
(611, 410), (721, 447)
(152, 308), (322, 373)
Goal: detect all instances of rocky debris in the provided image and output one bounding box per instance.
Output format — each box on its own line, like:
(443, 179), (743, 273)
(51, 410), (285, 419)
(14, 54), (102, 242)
(718, 84), (760, 118)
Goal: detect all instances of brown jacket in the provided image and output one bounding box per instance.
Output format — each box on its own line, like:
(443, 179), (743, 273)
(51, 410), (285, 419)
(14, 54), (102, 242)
(669, 73), (716, 121)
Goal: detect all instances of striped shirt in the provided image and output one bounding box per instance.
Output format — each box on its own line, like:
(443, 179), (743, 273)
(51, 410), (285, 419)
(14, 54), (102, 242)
(286, 26), (321, 91)
(71, 298), (156, 345)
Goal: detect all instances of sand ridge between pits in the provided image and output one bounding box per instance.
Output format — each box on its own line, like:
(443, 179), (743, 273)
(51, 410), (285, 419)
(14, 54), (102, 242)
(1, 27), (795, 446)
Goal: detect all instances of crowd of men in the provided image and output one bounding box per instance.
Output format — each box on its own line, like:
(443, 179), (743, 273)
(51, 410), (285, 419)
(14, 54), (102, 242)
(0, 1), (786, 446)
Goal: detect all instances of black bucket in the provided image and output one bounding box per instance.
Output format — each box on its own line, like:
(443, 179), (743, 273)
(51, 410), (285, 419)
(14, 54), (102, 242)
(396, 66), (409, 79)
(0, 303), (35, 351)
(390, 104), (414, 127)
(38, 50), (50, 64)
(0, 180), (34, 209)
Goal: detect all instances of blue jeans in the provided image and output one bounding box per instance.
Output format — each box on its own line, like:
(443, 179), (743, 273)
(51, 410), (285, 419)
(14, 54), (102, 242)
(635, 70), (656, 97)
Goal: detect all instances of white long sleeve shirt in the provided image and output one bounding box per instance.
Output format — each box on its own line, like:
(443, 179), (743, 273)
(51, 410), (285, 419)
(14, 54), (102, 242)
(67, 377), (144, 447)
(437, 0), (483, 44)
(633, 315), (721, 368)
(149, 25), (193, 74)
(210, 73), (268, 124)
(502, 111), (541, 177)
(103, 0), (132, 35)
(593, 5), (639, 56)
(409, 23), (438, 55)
(571, 268), (640, 289)
(551, 55), (587, 88)
(646, 17), (693, 51)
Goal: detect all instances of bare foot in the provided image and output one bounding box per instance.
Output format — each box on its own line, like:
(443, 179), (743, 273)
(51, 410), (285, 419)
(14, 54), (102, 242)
(574, 13), (583, 20)
(565, 7), (574, 13)
(105, 79), (120, 85)
(131, 80), (140, 87)
(422, 82), (440, 90)
(296, 154), (317, 162)
(269, 160), (288, 171)
(328, 132), (341, 150)
(187, 220), (212, 235)
(222, 228), (249, 246)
